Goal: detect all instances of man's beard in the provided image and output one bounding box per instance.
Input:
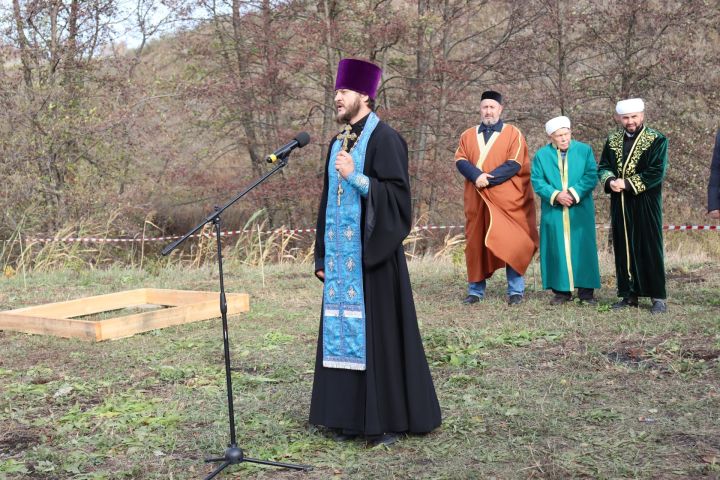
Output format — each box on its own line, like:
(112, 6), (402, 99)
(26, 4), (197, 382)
(482, 117), (498, 127)
(336, 97), (362, 124)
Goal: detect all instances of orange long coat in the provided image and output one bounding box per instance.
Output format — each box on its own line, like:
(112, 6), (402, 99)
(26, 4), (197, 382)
(455, 124), (539, 282)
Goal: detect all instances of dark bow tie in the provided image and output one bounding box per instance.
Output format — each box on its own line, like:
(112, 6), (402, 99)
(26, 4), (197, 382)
(479, 121), (502, 134)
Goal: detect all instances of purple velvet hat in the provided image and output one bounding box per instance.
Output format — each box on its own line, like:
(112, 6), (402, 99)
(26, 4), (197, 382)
(335, 58), (382, 99)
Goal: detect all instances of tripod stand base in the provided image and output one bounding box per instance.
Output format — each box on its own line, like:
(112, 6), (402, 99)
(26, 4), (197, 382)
(204, 445), (312, 479)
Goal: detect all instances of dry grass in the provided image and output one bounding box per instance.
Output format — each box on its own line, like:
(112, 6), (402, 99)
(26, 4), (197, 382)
(0, 255), (718, 479)
(2, 209), (719, 277)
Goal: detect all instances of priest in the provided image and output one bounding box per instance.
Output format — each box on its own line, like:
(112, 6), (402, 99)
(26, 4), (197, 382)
(530, 116), (600, 305)
(454, 90), (538, 305)
(598, 98), (669, 314)
(311, 58), (441, 447)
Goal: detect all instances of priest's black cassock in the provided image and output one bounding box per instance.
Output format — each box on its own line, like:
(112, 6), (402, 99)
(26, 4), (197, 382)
(311, 114), (442, 436)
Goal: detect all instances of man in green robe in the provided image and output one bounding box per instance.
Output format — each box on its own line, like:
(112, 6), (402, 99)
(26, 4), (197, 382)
(531, 116), (600, 305)
(598, 98), (668, 314)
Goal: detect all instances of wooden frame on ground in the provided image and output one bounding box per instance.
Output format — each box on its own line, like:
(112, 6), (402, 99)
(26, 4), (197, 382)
(0, 289), (249, 342)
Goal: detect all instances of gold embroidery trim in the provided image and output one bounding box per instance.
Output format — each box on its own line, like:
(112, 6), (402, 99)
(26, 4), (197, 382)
(622, 127), (657, 180)
(557, 148), (574, 290)
(599, 169), (615, 186)
(608, 131), (623, 171)
(626, 174), (646, 194)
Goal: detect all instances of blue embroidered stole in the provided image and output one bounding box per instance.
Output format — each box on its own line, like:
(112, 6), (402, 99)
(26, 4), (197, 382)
(322, 112), (379, 370)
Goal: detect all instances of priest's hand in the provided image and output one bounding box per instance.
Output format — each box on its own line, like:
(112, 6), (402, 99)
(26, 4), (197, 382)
(709, 209), (720, 219)
(315, 269), (325, 282)
(475, 173), (494, 188)
(556, 191), (574, 207)
(609, 179), (626, 193)
(335, 150), (354, 179)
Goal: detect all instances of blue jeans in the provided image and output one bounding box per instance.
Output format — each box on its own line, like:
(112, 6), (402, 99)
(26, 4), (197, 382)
(468, 265), (524, 298)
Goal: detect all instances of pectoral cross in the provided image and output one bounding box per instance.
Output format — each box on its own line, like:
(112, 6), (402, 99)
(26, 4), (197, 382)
(335, 125), (357, 206)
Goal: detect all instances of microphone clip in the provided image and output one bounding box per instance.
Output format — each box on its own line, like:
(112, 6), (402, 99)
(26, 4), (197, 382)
(265, 152), (289, 164)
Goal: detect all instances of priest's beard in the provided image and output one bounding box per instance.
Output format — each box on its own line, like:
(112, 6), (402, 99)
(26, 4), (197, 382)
(336, 96), (362, 124)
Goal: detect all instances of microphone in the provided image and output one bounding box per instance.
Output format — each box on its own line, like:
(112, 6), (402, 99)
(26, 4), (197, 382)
(265, 132), (311, 163)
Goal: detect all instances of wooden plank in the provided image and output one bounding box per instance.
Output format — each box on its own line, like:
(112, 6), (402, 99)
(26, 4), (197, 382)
(0, 289), (250, 341)
(144, 289), (231, 306)
(144, 289), (214, 306)
(6, 289), (146, 319)
(97, 295), (249, 340)
(225, 293), (250, 313)
(0, 313), (99, 341)
(144, 289), (249, 310)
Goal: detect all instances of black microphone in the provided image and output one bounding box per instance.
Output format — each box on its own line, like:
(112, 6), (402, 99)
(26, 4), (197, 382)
(265, 132), (311, 163)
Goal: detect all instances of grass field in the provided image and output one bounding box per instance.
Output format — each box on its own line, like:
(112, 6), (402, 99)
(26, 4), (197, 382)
(0, 250), (718, 479)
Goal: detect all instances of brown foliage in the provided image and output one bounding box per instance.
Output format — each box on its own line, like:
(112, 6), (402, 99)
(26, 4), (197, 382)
(1, 0), (718, 244)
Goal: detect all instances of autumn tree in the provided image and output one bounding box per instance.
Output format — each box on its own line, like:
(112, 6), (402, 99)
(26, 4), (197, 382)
(0, 0), (176, 235)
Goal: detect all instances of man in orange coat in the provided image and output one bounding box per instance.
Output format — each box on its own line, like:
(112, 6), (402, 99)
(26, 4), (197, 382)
(454, 91), (538, 305)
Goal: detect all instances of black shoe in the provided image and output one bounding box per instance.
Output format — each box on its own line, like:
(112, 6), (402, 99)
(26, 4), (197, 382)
(368, 433), (400, 448)
(332, 431), (358, 442)
(612, 297), (638, 309)
(650, 300), (667, 314)
(549, 294), (571, 305)
(580, 297), (598, 306)
(508, 294), (523, 305)
(462, 294), (481, 304)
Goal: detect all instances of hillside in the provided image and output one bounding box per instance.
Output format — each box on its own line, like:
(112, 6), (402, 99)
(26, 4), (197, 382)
(1, 0), (718, 242)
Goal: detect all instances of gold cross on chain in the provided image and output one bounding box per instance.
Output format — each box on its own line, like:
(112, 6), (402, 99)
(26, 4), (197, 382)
(335, 125), (357, 206)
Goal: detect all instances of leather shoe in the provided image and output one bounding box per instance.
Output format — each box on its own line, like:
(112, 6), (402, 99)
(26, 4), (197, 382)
(612, 297), (638, 309)
(508, 294), (523, 305)
(580, 297), (598, 306)
(368, 433), (399, 448)
(549, 294), (571, 305)
(462, 295), (481, 304)
(332, 431), (358, 442)
(650, 300), (667, 314)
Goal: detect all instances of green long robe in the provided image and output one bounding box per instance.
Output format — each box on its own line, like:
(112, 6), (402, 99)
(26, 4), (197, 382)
(531, 140), (600, 292)
(598, 126), (668, 299)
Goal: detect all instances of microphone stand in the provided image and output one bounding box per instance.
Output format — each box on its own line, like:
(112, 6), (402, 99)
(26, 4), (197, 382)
(162, 153), (312, 478)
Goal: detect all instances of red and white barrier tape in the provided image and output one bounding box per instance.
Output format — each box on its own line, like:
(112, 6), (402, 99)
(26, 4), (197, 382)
(662, 225), (718, 231)
(14, 224), (719, 244)
(20, 228), (319, 244)
(408, 225), (720, 231)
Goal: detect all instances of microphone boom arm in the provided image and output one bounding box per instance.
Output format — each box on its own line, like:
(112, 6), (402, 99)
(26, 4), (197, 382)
(161, 156), (290, 257)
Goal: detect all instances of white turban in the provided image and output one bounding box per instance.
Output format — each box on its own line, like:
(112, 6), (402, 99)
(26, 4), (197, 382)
(545, 116), (571, 135)
(615, 98), (645, 115)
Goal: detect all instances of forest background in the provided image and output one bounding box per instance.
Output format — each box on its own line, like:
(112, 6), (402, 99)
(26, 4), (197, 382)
(1, 0), (719, 263)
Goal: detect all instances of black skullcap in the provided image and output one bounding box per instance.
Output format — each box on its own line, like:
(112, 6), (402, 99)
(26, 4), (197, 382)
(481, 90), (503, 104)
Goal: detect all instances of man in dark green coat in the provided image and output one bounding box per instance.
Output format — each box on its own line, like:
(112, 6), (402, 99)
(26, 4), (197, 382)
(531, 116), (600, 305)
(708, 129), (720, 219)
(598, 98), (668, 314)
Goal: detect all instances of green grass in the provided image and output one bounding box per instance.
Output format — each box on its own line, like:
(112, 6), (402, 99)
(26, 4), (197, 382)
(0, 256), (718, 479)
